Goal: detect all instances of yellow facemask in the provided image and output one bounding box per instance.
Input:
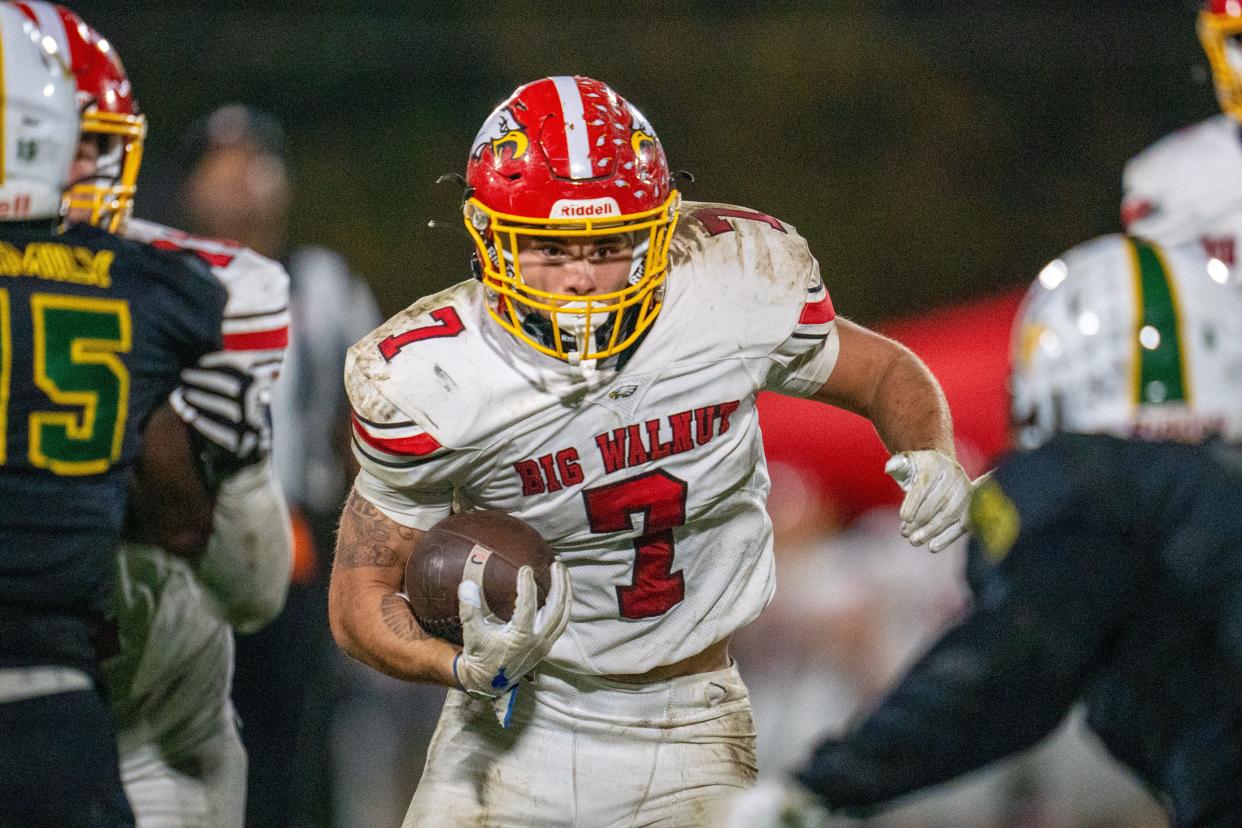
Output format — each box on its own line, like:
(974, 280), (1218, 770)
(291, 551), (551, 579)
(464, 191), (680, 364)
(64, 109), (146, 232)
(1200, 8), (1242, 121)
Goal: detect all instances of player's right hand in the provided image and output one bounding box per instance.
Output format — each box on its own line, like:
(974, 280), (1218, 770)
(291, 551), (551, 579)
(453, 561), (571, 700)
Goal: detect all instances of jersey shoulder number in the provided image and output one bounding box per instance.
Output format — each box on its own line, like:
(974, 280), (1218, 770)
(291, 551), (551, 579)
(670, 200), (834, 362)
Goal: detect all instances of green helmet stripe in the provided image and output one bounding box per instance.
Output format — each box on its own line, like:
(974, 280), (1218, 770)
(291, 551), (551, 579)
(1128, 237), (1189, 405)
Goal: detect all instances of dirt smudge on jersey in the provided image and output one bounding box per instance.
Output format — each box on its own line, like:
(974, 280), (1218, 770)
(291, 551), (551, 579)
(433, 363), (458, 393)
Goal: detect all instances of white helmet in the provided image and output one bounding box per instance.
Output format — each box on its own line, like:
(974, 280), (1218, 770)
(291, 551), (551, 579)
(1010, 234), (1242, 448)
(0, 4), (77, 220)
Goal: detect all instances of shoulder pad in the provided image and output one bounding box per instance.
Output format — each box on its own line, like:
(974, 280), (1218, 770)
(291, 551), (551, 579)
(346, 279), (500, 449)
(125, 218), (244, 268)
(668, 201), (829, 358)
(125, 219), (289, 352)
(116, 232), (220, 289)
(977, 437), (1095, 556)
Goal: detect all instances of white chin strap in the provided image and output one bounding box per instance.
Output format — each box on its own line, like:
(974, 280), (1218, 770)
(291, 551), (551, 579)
(555, 301), (609, 375)
(553, 301), (593, 342)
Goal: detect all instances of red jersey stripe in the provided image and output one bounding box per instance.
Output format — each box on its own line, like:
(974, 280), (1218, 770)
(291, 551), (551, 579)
(799, 294), (836, 325)
(222, 327), (289, 351)
(351, 414), (442, 457)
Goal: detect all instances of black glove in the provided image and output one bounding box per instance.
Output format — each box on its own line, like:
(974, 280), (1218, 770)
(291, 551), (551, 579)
(169, 353), (275, 488)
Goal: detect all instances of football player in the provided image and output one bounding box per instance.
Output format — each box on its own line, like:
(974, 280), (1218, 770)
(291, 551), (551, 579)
(1121, 0), (1242, 267)
(329, 76), (972, 826)
(725, 233), (1242, 825)
(13, 4), (294, 826)
(0, 7), (248, 826)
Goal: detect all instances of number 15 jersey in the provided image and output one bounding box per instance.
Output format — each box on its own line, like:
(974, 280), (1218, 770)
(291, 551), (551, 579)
(0, 222), (225, 672)
(347, 202), (839, 675)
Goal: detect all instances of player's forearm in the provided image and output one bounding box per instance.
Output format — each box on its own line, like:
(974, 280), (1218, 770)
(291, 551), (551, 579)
(328, 489), (459, 687)
(811, 321), (955, 457)
(131, 403), (215, 558)
(864, 348), (954, 456)
(195, 461), (292, 633)
(328, 580), (459, 686)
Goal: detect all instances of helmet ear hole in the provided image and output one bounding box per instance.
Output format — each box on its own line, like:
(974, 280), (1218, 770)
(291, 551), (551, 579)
(505, 173), (521, 181)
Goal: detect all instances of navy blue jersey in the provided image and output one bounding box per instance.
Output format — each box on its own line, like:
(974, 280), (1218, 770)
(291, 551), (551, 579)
(0, 222), (224, 672)
(797, 434), (1242, 828)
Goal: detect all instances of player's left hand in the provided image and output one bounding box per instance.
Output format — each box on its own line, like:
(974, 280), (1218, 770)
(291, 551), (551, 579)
(714, 780), (834, 828)
(885, 449), (971, 552)
(169, 351), (276, 483)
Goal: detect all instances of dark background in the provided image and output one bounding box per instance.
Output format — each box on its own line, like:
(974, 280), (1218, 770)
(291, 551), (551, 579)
(81, 0), (1211, 322)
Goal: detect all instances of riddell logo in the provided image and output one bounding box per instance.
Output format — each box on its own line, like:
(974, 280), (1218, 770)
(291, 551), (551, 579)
(0, 195), (33, 218)
(550, 198), (620, 219)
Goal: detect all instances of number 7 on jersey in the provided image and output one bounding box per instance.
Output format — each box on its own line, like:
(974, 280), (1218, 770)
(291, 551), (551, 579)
(582, 470), (688, 619)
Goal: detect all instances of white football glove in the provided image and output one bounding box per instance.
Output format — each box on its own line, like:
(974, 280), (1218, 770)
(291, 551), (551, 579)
(715, 780), (834, 828)
(453, 561), (571, 700)
(884, 449), (971, 552)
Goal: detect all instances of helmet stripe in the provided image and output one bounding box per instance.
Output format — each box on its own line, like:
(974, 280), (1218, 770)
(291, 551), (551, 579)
(550, 75), (592, 179)
(1128, 238), (1190, 405)
(19, 3), (69, 70)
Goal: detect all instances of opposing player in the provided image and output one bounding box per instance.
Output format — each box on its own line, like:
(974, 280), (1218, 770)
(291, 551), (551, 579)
(726, 233), (1242, 825)
(329, 75), (971, 825)
(1121, 0), (1242, 266)
(14, 4), (294, 825)
(0, 7), (248, 825)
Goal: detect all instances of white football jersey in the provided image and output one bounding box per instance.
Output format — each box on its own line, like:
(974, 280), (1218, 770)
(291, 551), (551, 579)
(1011, 233), (1242, 449)
(107, 220), (291, 748)
(125, 218), (291, 380)
(1122, 114), (1242, 267)
(348, 202), (840, 676)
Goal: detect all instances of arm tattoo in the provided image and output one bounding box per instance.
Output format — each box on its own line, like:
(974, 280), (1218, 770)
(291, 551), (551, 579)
(380, 592), (431, 643)
(336, 490), (417, 569)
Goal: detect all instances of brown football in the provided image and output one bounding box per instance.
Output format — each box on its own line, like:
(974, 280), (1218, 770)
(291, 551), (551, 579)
(404, 510), (555, 646)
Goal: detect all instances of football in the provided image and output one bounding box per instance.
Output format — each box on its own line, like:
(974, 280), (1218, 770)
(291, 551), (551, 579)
(404, 510), (555, 645)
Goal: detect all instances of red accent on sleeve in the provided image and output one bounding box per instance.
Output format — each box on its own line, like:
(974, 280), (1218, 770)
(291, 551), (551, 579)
(351, 414), (443, 457)
(222, 328), (289, 351)
(798, 293), (836, 325)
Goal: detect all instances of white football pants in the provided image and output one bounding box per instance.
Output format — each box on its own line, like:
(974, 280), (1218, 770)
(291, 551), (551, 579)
(119, 708), (247, 828)
(403, 660), (757, 827)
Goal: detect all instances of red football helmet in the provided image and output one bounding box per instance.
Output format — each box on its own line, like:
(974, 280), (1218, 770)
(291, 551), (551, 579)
(14, 2), (145, 231)
(463, 76), (680, 364)
(1200, 0), (1242, 121)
